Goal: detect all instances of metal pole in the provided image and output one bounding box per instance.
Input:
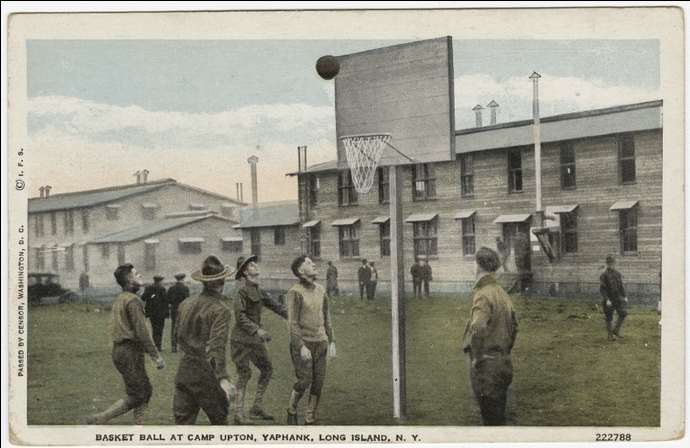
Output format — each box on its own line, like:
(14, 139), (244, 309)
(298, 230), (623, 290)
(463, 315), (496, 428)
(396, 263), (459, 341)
(389, 165), (407, 422)
(530, 72), (543, 225)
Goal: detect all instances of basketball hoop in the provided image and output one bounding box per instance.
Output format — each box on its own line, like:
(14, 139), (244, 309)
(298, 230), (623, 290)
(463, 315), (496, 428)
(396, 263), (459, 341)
(340, 133), (391, 194)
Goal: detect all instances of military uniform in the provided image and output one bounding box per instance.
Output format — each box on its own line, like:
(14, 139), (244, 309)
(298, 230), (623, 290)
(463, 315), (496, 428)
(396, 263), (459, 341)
(231, 279), (287, 420)
(410, 262), (422, 298)
(326, 265), (339, 297)
(600, 266), (628, 339)
(463, 274), (518, 425)
(167, 280), (190, 352)
(420, 262), (433, 297)
(141, 282), (169, 351)
(173, 290), (231, 425)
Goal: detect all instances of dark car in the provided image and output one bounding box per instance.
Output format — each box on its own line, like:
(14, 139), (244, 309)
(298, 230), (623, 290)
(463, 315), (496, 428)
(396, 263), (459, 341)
(28, 272), (81, 305)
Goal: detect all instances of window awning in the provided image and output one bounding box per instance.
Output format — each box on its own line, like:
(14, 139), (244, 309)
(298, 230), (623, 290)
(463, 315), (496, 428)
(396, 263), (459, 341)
(453, 210), (476, 220)
(141, 203), (158, 208)
(372, 216), (390, 224)
(610, 200), (639, 211)
(143, 239), (160, 245)
(331, 218), (360, 226)
(493, 213), (532, 224)
(178, 237), (204, 243)
(221, 237), (243, 242)
(547, 204), (579, 214)
(303, 220), (321, 228)
(405, 213), (438, 223)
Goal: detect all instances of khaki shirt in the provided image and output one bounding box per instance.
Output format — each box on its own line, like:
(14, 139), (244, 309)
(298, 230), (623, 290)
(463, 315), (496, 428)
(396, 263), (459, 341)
(463, 274), (518, 361)
(174, 290), (231, 380)
(286, 280), (333, 349)
(111, 291), (159, 361)
(231, 280), (287, 344)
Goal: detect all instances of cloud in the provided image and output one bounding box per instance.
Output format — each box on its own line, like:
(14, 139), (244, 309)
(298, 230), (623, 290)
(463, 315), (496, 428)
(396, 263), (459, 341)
(454, 74), (660, 129)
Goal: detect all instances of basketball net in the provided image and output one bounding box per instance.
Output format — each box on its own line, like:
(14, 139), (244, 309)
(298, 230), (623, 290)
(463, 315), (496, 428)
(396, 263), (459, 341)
(340, 133), (391, 194)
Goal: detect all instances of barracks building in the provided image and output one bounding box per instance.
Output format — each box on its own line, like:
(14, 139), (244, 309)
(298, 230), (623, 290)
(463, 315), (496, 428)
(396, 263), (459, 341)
(291, 100), (663, 303)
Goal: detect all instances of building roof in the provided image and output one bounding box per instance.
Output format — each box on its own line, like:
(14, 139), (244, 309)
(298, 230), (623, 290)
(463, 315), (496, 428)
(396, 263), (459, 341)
(28, 178), (244, 214)
(456, 100), (662, 154)
(286, 159), (339, 176)
(88, 214), (233, 244)
(238, 202), (299, 228)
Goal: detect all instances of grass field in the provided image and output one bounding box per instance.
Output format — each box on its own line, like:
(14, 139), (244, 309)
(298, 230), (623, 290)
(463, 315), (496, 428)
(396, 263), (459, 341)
(27, 294), (660, 426)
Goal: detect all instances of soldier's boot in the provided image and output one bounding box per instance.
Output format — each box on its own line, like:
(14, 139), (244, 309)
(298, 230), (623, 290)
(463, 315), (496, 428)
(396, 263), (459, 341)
(287, 390), (302, 425)
(606, 321), (616, 341)
(233, 387), (254, 425)
(87, 399), (130, 425)
(304, 394), (319, 425)
(613, 315), (626, 338)
(249, 381), (274, 420)
(133, 403), (147, 425)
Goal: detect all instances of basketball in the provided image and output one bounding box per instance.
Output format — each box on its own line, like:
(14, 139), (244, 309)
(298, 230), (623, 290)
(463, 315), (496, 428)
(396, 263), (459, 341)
(316, 55), (340, 80)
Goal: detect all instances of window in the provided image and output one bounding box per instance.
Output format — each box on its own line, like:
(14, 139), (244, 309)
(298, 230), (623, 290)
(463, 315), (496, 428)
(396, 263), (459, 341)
(461, 216), (476, 256)
(81, 209), (90, 233)
(508, 149), (523, 192)
(379, 221), (391, 257)
(51, 212), (57, 235)
(560, 143), (576, 189)
(106, 205), (120, 221)
(117, 244), (125, 265)
(338, 170), (358, 206)
(221, 238), (243, 252)
(308, 226), (321, 259)
(561, 212), (578, 253)
(35, 215), (45, 237)
(141, 204), (158, 220)
(82, 245), (89, 271)
(101, 244), (110, 259)
(251, 230), (261, 260)
(179, 239), (203, 254)
(413, 218), (438, 259)
(460, 154), (474, 197)
(339, 225), (359, 258)
(413, 164), (436, 200)
(65, 244), (75, 271)
(619, 208), (638, 254)
(51, 246), (59, 271)
(36, 247), (46, 271)
(64, 210), (75, 235)
(618, 135), (636, 184)
(309, 176), (319, 207)
(144, 243), (156, 270)
(274, 227), (286, 245)
(378, 167), (390, 204)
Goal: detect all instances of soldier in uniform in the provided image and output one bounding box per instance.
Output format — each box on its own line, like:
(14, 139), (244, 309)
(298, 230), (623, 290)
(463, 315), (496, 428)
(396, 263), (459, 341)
(357, 259), (371, 300)
(326, 261), (339, 297)
(600, 255), (629, 341)
(87, 264), (165, 425)
(420, 258), (433, 298)
(167, 273), (190, 353)
(173, 255), (235, 425)
(410, 257), (422, 298)
(141, 275), (169, 352)
(231, 255), (288, 424)
(463, 247), (519, 426)
(286, 255), (337, 425)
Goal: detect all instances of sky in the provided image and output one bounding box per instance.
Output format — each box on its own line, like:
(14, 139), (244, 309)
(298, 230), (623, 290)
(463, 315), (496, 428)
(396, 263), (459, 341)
(26, 38), (660, 202)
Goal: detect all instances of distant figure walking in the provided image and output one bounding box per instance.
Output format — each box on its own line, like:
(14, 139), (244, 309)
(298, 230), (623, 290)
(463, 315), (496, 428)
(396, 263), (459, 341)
(79, 270), (90, 294)
(600, 255), (629, 341)
(496, 237), (509, 272)
(410, 258), (422, 298)
(141, 275), (169, 352)
(420, 258), (433, 298)
(326, 261), (339, 297)
(367, 261), (378, 300)
(87, 264), (165, 425)
(357, 259), (371, 300)
(167, 273), (190, 353)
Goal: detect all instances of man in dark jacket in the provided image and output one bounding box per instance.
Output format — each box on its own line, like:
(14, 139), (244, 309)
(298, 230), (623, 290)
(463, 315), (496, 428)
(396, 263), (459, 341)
(167, 273), (190, 353)
(326, 261), (339, 297)
(141, 275), (169, 352)
(410, 258), (422, 298)
(420, 259), (433, 298)
(231, 255), (288, 424)
(357, 259), (371, 300)
(600, 255), (629, 341)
